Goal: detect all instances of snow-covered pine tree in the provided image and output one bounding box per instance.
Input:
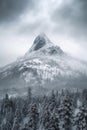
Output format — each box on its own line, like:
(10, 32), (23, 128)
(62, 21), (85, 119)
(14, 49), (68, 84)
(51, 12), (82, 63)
(22, 87), (32, 118)
(12, 106), (22, 130)
(1, 119), (11, 130)
(39, 95), (48, 129)
(55, 91), (61, 107)
(1, 94), (10, 116)
(41, 105), (51, 130)
(0, 94), (14, 130)
(75, 106), (87, 130)
(48, 111), (60, 130)
(82, 89), (87, 107)
(27, 87), (32, 105)
(49, 90), (56, 111)
(61, 95), (74, 130)
(22, 100), (28, 117)
(27, 103), (39, 130)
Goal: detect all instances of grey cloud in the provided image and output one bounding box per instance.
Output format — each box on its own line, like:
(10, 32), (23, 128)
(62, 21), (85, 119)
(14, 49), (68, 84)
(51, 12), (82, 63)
(51, 0), (87, 40)
(19, 21), (41, 35)
(0, 0), (36, 24)
(18, 19), (51, 36)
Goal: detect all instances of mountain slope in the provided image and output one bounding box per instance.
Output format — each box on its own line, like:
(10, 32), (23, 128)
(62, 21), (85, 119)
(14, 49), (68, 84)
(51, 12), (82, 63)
(0, 34), (87, 97)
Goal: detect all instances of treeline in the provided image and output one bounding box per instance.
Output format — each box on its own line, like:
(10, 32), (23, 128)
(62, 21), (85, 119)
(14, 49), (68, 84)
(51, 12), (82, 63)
(0, 88), (87, 130)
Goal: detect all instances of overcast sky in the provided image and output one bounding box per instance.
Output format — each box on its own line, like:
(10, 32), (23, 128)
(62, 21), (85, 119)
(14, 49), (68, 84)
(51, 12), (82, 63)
(0, 0), (87, 67)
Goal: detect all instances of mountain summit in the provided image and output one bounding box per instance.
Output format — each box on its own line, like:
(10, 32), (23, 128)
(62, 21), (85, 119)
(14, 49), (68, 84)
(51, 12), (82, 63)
(34, 33), (52, 46)
(29, 33), (53, 52)
(27, 33), (64, 56)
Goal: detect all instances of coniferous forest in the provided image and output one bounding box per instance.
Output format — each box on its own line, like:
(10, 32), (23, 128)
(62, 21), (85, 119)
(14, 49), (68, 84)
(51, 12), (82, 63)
(0, 88), (87, 130)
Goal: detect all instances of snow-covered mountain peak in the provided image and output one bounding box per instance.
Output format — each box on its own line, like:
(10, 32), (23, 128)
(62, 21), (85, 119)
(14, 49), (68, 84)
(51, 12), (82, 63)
(34, 33), (52, 45)
(0, 34), (87, 97)
(29, 33), (53, 52)
(25, 33), (64, 57)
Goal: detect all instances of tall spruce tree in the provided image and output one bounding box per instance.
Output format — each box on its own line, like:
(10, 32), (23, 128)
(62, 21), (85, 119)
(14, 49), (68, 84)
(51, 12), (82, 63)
(22, 100), (28, 117)
(49, 90), (56, 111)
(61, 95), (74, 130)
(48, 111), (60, 130)
(1, 119), (11, 130)
(27, 103), (39, 130)
(75, 106), (87, 130)
(41, 105), (51, 130)
(27, 87), (32, 105)
(12, 106), (22, 130)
